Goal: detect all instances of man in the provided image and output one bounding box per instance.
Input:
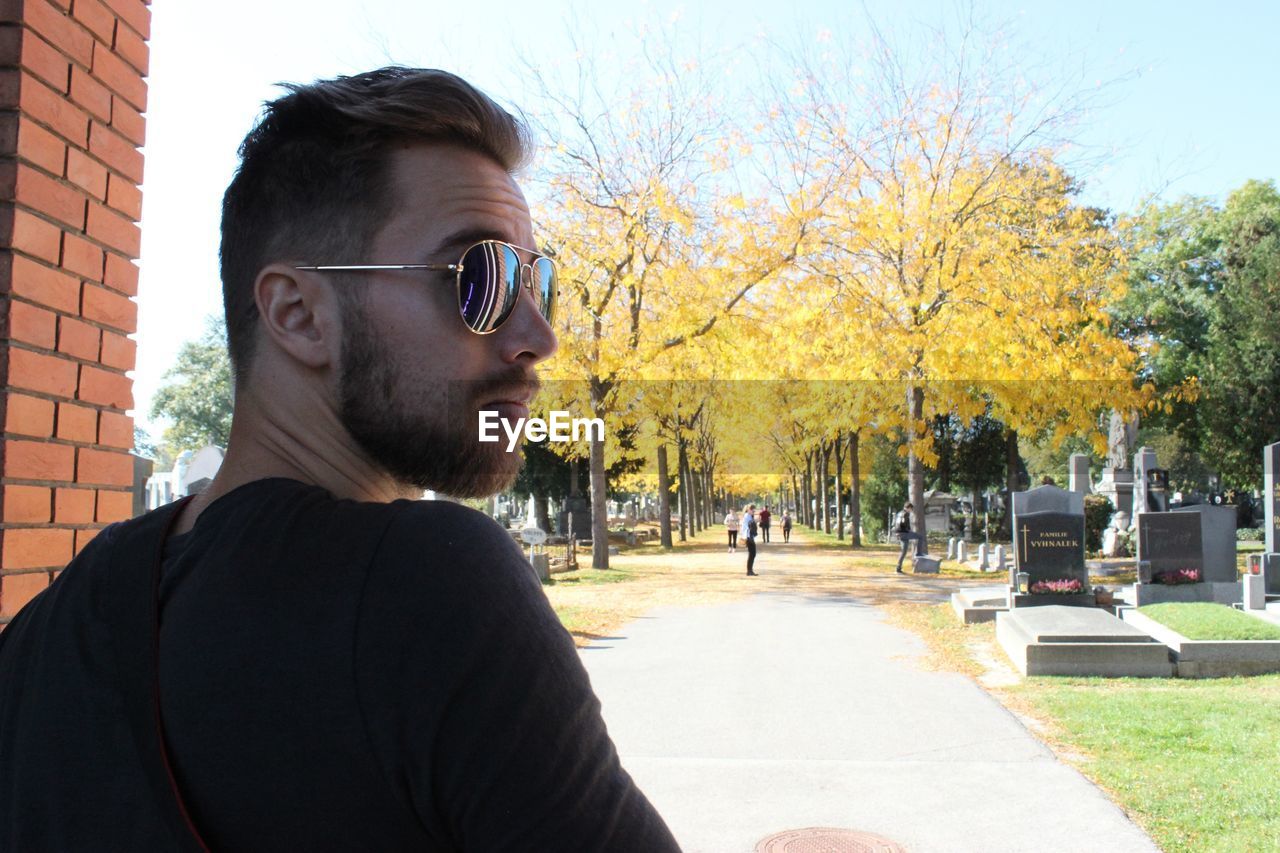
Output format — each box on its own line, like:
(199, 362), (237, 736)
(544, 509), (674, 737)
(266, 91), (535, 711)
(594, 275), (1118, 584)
(758, 504), (772, 542)
(894, 501), (927, 573)
(0, 68), (679, 851)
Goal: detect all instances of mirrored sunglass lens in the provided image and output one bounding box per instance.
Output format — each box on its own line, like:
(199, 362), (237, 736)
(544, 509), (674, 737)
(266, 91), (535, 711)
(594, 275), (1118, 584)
(533, 257), (556, 322)
(458, 242), (519, 332)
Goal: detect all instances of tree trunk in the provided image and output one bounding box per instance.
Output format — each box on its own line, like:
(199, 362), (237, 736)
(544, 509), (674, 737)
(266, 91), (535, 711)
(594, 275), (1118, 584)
(689, 464), (702, 535)
(677, 438), (690, 541)
(657, 444), (673, 549)
(849, 429), (862, 546)
(908, 385), (926, 551)
(534, 492), (551, 535)
(821, 442), (831, 534)
(589, 429), (609, 569)
(791, 469), (799, 518)
(835, 434), (845, 541)
(1002, 429), (1020, 539)
(803, 452), (813, 526)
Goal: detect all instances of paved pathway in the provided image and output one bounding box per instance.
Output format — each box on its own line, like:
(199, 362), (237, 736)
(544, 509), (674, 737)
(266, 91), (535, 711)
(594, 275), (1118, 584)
(580, 583), (1160, 852)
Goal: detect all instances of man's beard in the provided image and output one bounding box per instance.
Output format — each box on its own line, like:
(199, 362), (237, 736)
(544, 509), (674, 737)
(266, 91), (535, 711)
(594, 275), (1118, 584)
(337, 305), (524, 498)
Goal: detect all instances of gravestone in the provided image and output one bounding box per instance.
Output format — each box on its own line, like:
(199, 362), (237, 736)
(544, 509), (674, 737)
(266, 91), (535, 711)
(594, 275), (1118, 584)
(977, 543), (990, 571)
(1132, 447), (1159, 518)
(1095, 466), (1134, 517)
(1145, 468), (1171, 513)
(1133, 512), (1215, 605)
(994, 544), (1007, 573)
(1266, 442), (1279, 555)
(1068, 454), (1091, 494)
(957, 541), (967, 563)
(1011, 485), (1091, 607)
(1137, 513), (1202, 582)
(947, 538), (956, 560)
(1171, 504), (1237, 583)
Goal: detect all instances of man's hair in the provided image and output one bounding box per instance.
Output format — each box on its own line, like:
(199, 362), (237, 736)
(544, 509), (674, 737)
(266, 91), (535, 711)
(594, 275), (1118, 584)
(220, 67), (531, 382)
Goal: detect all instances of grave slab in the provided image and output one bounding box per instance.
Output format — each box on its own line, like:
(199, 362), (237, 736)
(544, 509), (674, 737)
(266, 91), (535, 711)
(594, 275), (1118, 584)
(950, 586), (1009, 624)
(1121, 608), (1280, 678)
(996, 606), (1173, 677)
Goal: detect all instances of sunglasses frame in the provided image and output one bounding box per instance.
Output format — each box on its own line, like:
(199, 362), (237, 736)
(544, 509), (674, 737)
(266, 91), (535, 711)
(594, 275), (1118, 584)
(295, 239), (556, 335)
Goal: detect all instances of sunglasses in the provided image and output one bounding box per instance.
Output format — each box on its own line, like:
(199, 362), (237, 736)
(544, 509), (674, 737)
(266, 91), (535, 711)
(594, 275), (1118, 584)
(296, 239), (556, 334)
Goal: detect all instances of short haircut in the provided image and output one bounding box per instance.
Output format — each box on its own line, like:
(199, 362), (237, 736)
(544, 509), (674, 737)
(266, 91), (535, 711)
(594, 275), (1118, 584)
(219, 67), (531, 382)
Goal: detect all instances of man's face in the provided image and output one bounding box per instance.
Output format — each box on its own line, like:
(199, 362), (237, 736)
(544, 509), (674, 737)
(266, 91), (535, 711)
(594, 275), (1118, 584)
(337, 144), (557, 496)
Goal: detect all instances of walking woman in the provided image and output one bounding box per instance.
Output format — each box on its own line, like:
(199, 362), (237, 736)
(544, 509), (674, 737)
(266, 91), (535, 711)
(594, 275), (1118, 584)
(741, 505), (758, 576)
(725, 508), (739, 553)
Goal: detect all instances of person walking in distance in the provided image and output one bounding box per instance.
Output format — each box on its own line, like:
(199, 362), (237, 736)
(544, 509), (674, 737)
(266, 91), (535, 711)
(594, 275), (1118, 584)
(741, 505), (759, 576)
(759, 505), (772, 543)
(895, 501), (927, 573)
(781, 510), (793, 543)
(725, 508), (740, 553)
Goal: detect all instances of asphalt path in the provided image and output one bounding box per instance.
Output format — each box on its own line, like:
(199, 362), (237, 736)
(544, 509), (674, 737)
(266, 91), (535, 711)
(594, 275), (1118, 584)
(579, 574), (1161, 852)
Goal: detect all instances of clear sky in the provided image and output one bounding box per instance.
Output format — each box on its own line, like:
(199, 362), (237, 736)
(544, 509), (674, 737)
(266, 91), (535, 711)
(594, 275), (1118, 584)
(133, 0), (1280, 436)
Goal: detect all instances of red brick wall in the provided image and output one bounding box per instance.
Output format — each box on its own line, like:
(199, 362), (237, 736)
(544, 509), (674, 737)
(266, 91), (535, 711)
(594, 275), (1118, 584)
(0, 0), (149, 624)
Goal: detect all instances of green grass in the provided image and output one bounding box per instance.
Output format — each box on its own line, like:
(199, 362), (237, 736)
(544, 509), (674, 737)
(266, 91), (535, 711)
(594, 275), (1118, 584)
(1008, 675), (1280, 852)
(1138, 603), (1280, 641)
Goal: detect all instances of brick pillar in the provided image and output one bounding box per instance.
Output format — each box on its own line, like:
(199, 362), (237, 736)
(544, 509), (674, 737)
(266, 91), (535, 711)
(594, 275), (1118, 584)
(0, 0), (149, 624)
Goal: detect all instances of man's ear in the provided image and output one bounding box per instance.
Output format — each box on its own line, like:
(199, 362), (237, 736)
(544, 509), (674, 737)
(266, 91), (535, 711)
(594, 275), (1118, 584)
(254, 264), (340, 369)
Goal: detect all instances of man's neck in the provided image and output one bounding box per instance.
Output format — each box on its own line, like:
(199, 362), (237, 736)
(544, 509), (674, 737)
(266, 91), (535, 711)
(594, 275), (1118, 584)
(171, 390), (416, 535)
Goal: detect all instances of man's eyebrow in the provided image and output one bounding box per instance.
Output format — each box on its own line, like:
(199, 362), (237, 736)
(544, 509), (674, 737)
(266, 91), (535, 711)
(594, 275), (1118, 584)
(430, 228), (508, 258)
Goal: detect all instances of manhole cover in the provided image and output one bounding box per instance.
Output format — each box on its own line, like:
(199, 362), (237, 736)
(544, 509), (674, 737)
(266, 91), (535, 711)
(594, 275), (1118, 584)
(755, 827), (907, 853)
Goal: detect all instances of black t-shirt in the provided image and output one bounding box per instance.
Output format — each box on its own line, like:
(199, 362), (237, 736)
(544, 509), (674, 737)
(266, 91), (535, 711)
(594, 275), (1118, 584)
(0, 478), (679, 851)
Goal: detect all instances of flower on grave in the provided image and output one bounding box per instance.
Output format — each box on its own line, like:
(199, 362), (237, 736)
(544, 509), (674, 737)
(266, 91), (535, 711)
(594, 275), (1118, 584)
(1029, 577), (1085, 595)
(1153, 567), (1201, 585)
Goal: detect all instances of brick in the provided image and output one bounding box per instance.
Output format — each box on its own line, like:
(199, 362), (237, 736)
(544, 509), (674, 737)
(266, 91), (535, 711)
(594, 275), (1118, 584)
(55, 401), (97, 441)
(2, 528), (74, 569)
(73, 527), (98, 554)
(101, 251), (137, 295)
(4, 394), (55, 437)
(104, 172), (140, 219)
(18, 29), (72, 91)
(61, 230), (104, 279)
(97, 408), (130, 447)
(54, 486), (95, 522)
(108, 94), (143, 146)
(25, 0), (94, 65)
(101, 0), (147, 40)
(8, 253), (81, 311)
(112, 17), (146, 74)
(66, 148), (108, 200)
(4, 439), (75, 480)
(16, 116), (67, 175)
(16, 163), (87, 229)
(1, 570), (52, 619)
(71, 0), (114, 43)
(3, 485), (53, 523)
(9, 210), (63, 265)
(87, 121), (141, 183)
(57, 314), (100, 359)
(8, 300), (58, 348)
(76, 363), (130, 408)
(7, 347), (79, 396)
(81, 282), (135, 331)
(85, 200), (139, 255)
(98, 329), (133, 370)
(76, 445), (131, 485)
(69, 66), (111, 122)
(90, 41), (144, 110)
(20, 73), (91, 146)
(95, 487), (130, 521)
